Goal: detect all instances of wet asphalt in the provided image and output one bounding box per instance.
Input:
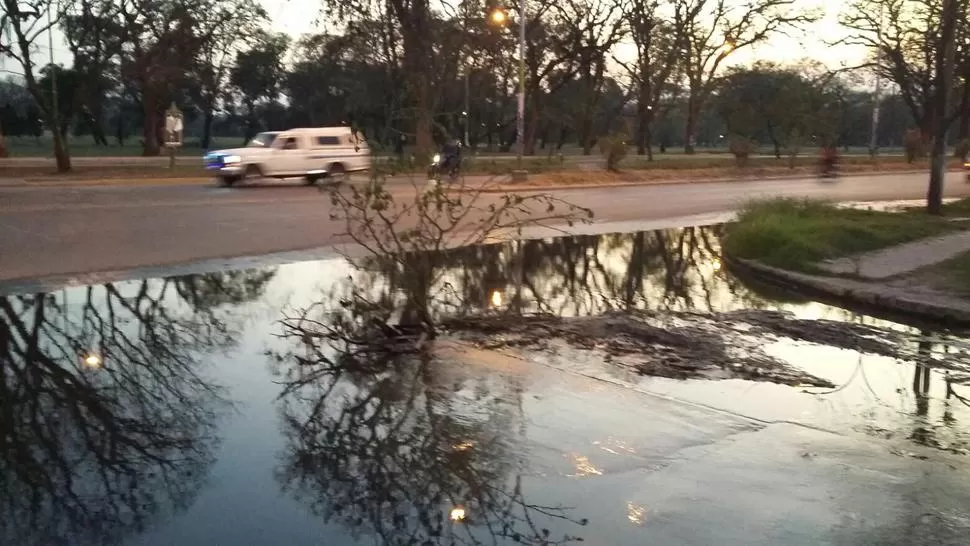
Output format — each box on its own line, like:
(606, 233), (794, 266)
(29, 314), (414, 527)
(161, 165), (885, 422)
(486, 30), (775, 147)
(1, 171), (968, 289)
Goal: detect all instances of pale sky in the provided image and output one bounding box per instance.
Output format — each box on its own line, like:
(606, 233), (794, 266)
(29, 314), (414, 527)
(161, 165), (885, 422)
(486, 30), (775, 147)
(1, 1), (868, 83)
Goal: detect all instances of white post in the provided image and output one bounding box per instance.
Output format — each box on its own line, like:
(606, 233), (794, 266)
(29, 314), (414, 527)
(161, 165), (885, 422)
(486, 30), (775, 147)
(869, 5), (884, 157)
(516, 0), (526, 167)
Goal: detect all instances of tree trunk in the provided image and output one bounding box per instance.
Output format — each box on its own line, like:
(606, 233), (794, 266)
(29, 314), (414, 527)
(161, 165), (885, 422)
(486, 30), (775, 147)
(684, 94), (698, 154)
(927, 0), (958, 215)
(0, 119), (7, 158)
(635, 99), (647, 155)
(51, 125), (71, 172)
(142, 110), (161, 157)
(645, 121), (654, 162)
(201, 103), (215, 151)
(89, 95), (109, 146)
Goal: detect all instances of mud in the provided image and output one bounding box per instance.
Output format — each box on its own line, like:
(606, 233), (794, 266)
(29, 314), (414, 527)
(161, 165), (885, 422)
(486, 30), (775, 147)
(446, 309), (970, 390)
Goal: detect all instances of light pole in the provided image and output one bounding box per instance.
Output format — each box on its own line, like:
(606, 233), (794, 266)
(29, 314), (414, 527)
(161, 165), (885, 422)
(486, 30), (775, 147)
(516, 0), (525, 168)
(491, 4), (526, 168)
(869, 5), (885, 157)
(463, 0), (470, 148)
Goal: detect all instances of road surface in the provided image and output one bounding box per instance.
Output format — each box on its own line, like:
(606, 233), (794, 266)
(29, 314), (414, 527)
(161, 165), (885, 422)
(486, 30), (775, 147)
(1, 171), (967, 289)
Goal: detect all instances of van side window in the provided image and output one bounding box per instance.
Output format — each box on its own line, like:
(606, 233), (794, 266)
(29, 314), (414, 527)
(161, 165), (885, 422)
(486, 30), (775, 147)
(281, 137), (299, 150)
(316, 136), (340, 146)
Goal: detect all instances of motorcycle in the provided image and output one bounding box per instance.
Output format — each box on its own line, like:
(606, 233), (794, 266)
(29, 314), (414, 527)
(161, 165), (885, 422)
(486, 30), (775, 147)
(428, 152), (460, 183)
(818, 162), (840, 181)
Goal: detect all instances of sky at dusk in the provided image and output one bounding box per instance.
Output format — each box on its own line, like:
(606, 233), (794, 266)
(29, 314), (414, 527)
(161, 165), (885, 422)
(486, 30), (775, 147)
(1, 0), (870, 84)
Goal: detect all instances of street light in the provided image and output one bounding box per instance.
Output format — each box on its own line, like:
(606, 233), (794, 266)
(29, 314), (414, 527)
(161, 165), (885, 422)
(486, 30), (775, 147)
(490, 3), (526, 168)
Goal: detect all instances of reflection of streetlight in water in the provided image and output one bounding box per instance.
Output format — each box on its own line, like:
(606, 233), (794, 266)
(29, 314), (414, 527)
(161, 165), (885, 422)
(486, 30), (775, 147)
(490, 290), (504, 308)
(82, 353), (103, 369)
(450, 506), (467, 522)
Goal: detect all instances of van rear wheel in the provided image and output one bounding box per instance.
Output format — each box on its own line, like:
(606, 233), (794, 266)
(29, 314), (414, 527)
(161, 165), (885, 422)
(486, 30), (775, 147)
(327, 163), (346, 185)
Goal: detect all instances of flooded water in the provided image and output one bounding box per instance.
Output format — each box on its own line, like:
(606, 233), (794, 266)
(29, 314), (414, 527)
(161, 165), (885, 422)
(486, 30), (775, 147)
(4, 226), (970, 545)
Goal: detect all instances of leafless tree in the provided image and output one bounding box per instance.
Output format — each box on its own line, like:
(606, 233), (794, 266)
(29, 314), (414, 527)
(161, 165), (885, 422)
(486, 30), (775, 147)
(0, 0), (71, 170)
(673, 0), (820, 154)
(615, 0), (681, 158)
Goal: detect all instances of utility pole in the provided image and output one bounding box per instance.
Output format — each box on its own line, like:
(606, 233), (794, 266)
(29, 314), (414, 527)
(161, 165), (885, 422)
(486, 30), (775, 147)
(516, 0), (525, 167)
(869, 5), (885, 158)
(463, 0), (470, 148)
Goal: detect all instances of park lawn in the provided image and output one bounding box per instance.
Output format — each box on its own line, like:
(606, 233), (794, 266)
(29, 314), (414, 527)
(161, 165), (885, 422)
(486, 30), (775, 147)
(723, 198), (958, 272)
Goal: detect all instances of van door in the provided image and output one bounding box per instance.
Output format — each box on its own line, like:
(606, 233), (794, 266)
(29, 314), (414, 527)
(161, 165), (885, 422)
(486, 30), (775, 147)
(271, 134), (312, 176)
(308, 135), (340, 173)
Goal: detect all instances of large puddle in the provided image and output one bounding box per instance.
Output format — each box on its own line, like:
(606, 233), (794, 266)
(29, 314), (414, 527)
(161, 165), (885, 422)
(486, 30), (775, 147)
(4, 226), (970, 545)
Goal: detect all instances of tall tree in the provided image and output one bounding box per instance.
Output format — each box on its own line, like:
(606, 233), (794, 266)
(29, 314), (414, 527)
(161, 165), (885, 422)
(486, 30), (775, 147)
(518, 0), (624, 155)
(673, 0), (819, 153)
(190, 0), (267, 150)
(230, 31), (289, 142)
(927, 0), (959, 214)
(0, 0), (71, 170)
(841, 0), (969, 139)
(113, 0), (211, 156)
(62, 0), (124, 147)
(616, 0), (681, 158)
(841, 0), (969, 212)
(714, 63), (825, 157)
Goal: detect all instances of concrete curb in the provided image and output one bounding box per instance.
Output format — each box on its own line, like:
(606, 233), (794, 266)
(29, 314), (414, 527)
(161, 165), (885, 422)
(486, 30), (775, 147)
(476, 169), (950, 193)
(725, 255), (970, 328)
(2, 166), (958, 191)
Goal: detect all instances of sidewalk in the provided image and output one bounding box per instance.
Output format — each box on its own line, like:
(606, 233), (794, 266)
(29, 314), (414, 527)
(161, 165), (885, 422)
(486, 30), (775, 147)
(732, 229), (970, 326)
(818, 230), (970, 279)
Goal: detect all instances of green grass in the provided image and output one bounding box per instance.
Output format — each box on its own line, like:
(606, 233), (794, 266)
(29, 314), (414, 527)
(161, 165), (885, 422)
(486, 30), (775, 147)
(723, 198), (957, 272)
(943, 197), (970, 216)
(939, 251), (970, 289)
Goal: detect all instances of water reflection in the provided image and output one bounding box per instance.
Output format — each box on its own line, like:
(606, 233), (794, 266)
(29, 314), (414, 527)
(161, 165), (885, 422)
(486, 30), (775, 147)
(270, 300), (588, 544)
(0, 270), (273, 545)
(340, 226), (775, 323)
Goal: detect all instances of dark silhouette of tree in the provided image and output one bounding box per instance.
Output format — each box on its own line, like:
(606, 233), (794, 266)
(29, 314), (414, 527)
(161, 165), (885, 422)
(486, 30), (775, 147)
(616, 0), (681, 158)
(0, 270), (274, 545)
(673, 0), (820, 154)
(270, 299), (588, 545)
(0, 0), (72, 170)
(230, 32), (290, 142)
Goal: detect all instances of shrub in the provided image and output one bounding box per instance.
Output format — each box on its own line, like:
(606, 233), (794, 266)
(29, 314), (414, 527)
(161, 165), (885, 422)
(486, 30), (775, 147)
(724, 198), (955, 271)
(728, 135), (757, 167)
(598, 134), (628, 171)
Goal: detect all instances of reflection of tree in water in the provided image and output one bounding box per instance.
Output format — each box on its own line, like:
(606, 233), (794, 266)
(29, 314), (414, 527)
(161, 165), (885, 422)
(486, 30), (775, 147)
(435, 226), (774, 317)
(0, 270), (273, 545)
(804, 316), (970, 454)
(271, 301), (587, 545)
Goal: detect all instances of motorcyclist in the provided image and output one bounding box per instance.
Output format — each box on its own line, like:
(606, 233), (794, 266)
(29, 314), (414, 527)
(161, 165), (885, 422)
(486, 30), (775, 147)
(441, 139), (462, 172)
(819, 145), (839, 176)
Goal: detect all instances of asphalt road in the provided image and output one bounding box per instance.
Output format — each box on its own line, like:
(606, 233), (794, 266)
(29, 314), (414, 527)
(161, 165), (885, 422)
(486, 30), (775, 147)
(1, 171), (968, 288)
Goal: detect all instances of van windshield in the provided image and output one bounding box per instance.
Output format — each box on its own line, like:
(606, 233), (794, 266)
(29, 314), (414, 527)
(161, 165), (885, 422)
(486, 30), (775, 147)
(247, 133), (278, 148)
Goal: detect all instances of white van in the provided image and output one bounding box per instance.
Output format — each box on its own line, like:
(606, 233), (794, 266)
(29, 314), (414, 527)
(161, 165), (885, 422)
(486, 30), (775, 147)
(203, 127), (371, 186)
